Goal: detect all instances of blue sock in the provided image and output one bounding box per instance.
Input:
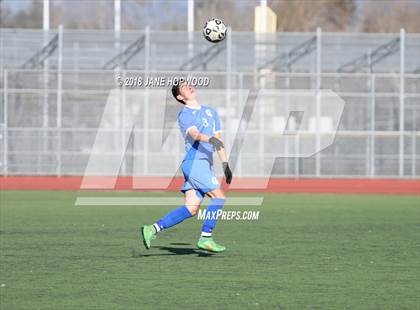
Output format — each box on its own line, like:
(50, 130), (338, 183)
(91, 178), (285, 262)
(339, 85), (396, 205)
(154, 206), (193, 232)
(201, 198), (225, 237)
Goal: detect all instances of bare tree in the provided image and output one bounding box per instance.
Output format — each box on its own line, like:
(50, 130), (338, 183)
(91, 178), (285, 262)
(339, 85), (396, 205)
(122, 0), (187, 31)
(51, 0), (113, 29)
(1, 0), (42, 28)
(0, 0), (13, 28)
(195, 0), (254, 31)
(1, 0), (418, 33)
(270, 0), (356, 32)
(360, 0), (420, 33)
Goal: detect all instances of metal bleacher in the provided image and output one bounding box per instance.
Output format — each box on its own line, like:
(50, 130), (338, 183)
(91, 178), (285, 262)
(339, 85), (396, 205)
(0, 28), (419, 178)
(1, 29), (419, 72)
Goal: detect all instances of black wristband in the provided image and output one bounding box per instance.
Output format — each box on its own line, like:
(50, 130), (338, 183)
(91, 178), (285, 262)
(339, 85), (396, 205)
(209, 136), (224, 151)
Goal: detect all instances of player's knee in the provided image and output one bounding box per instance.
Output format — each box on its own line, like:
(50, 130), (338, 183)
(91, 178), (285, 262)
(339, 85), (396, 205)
(209, 189), (225, 199)
(184, 190), (202, 216)
(185, 203), (200, 216)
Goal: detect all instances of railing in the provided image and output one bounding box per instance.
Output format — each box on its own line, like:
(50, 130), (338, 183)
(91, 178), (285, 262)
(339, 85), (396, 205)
(1, 69), (419, 178)
(1, 27), (419, 178)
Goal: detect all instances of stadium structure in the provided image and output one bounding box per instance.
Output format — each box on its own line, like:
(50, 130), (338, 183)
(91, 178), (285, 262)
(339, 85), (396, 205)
(0, 5), (419, 191)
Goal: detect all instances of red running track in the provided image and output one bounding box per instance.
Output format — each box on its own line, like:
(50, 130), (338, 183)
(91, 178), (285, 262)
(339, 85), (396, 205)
(1, 176), (419, 195)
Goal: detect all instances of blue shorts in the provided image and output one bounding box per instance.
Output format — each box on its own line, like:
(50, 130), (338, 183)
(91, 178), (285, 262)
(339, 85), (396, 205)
(181, 159), (220, 199)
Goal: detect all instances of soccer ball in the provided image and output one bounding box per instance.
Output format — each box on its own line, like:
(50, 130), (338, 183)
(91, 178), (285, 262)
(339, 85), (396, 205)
(202, 18), (227, 43)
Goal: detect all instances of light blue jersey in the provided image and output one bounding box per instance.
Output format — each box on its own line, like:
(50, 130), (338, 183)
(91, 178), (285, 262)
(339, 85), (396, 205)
(178, 105), (222, 164)
(178, 104), (222, 198)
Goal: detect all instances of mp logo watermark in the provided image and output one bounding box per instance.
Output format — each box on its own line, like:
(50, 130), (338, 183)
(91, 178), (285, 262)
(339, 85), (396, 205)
(74, 88), (345, 207)
(197, 209), (260, 221)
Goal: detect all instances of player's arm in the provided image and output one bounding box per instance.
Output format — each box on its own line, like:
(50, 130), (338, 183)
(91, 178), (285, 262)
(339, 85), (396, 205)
(212, 111), (232, 184)
(187, 127), (210, 143)
(180, 113), (216, 143)
(214, 132), (232, 184)
(188, 128), (232, 183)
(187, 127), (224, 151)
(214, 132), (227, 162)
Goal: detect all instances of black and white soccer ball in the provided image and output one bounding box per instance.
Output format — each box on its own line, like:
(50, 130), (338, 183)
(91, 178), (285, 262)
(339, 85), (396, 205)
(202, 18), (227, 43)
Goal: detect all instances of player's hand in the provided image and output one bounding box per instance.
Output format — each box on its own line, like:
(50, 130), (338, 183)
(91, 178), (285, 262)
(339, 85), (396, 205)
(209, 136), (224, 151)
(222, 162), (233, 184)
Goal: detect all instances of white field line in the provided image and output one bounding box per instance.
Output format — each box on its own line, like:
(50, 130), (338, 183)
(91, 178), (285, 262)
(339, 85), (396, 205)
(75, 196), (264, 206)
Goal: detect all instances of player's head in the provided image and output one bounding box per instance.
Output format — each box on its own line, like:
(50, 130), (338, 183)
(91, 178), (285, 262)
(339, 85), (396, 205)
(172, 81), (196, 105)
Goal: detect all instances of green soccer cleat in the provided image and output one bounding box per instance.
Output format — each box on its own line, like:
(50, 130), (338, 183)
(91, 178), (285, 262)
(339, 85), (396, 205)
(197, 237), (226, 253)
(141, 225), (156, 250)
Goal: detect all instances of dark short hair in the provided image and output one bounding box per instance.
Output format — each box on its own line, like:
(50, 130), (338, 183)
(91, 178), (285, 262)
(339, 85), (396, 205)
(171, 81), (185, 104)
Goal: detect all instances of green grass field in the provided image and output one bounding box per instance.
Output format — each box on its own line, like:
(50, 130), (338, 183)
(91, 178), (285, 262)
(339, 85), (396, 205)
(0, 190), (418, 309)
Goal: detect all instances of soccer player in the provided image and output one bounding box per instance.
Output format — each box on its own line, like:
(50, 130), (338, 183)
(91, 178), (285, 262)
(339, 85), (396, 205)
(141, 81), (233, 253)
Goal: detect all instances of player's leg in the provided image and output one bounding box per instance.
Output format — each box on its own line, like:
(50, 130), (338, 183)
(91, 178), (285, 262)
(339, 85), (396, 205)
(188, 159), (227, 253)
(184, 189), (203, 216)
(201, 188), (226, 236)
(196, 188), (226, 252)
(141, 189), (202, 250)
(178, 159), (227, 252)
